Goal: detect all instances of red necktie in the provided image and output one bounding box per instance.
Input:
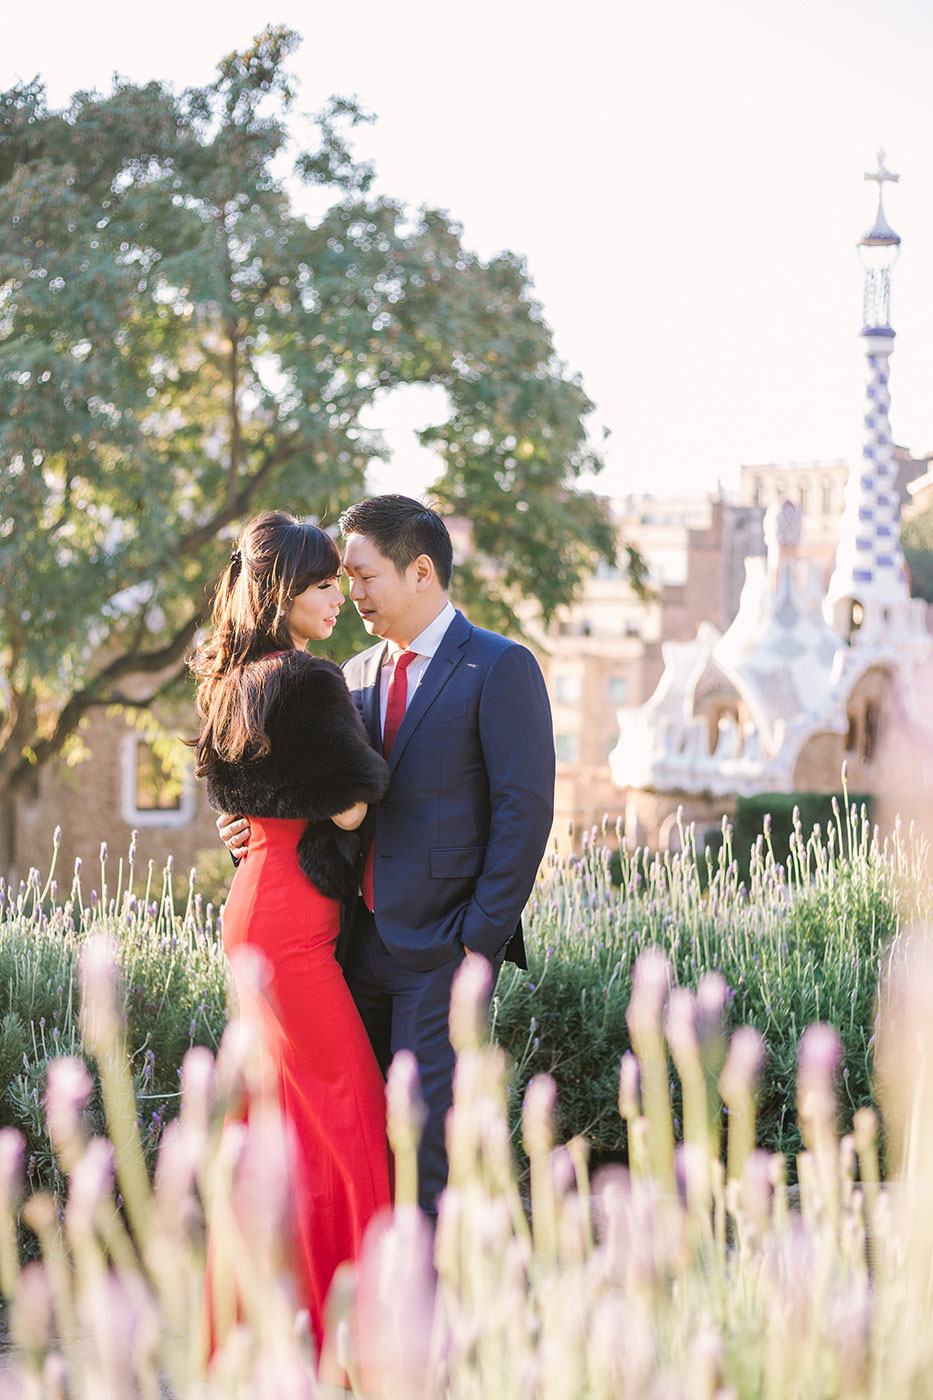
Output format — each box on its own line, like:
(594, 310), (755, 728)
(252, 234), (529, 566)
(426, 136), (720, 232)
(361, 650), (417, 911)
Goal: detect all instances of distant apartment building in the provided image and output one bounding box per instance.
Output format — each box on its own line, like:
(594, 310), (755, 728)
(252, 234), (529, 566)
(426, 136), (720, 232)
(740, 447), (929, 581)
(534, 492), (764, 840)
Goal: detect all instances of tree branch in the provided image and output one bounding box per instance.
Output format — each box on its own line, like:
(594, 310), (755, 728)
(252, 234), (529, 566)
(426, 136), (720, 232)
(3, 429), (303, 793)
(4, 613), (201, 795)
(0, 691), (38, 787)
(175, 431), (303, 558)
(0, 608), (29, 753)
(97, 670), (190, 709)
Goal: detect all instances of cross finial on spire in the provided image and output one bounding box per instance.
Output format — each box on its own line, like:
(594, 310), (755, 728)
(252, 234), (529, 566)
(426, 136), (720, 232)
(865, 149), (899, 189)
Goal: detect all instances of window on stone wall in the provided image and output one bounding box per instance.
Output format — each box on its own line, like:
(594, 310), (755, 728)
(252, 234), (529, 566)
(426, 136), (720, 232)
(862, 702), (879, 764)
(554, 674), (582, 705)
(122, 734), (195, 828)
(845, 696), (882, 766)
(608, 676), (629, 704)
(822, 482), (834, 515)
(594, 560), (623, 580)
(135, 743), (181, 812)
(701, 826), (724, 856)
(555, 733), (581, 764)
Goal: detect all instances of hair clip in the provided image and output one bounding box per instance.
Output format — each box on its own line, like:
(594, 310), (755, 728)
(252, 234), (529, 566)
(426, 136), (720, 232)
(230, 548), (242, 564)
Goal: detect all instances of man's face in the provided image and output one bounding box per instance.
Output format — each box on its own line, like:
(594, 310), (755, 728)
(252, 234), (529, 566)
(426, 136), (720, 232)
(342, 533), (421, 644)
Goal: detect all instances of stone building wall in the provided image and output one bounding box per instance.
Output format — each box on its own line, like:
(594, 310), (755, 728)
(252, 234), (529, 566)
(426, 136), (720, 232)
(620, 787), (736, 853)
(7, 707), (223, 894)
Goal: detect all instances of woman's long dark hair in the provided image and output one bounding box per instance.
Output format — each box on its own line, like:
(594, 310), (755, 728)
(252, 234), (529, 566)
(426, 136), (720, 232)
(190, 511), (340, 776)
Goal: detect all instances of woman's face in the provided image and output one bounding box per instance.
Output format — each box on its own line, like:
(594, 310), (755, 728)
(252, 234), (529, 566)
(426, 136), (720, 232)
(287, 574), (344, 646)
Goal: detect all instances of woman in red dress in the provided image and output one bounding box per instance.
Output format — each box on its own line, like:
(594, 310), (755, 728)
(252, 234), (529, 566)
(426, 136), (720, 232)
(190, 510), (391, 1354)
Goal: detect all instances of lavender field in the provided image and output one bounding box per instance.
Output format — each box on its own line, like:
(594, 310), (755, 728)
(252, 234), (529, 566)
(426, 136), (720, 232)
(0, 807), (929, 1397)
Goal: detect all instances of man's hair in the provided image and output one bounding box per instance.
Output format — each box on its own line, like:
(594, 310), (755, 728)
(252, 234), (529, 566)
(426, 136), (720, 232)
(338, 495), (453, 589)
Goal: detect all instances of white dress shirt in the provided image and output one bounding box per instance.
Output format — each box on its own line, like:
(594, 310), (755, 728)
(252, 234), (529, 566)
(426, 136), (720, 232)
(378, 600), (457, 737)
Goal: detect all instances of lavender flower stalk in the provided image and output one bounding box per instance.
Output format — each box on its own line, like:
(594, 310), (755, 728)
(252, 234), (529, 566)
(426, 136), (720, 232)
(0, 1127), (24, 1300)
(78, 937), (151, 1245)
(626, 948), (675, 1192)
(719, 1025), (766, 1184)
(385, 1050), (426, 1210)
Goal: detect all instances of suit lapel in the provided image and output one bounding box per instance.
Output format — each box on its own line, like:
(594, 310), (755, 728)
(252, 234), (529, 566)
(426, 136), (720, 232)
(356, 643), (388, 750)
(387, 611), (472, 774)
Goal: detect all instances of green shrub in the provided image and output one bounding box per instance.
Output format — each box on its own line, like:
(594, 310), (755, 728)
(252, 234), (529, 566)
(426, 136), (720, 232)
(1, 800), (921, 1201)
(495, 802), (912, 1171)
(732, 788), (873, 879)
(7, 927), (933, 1397)
(0, 834), (228, 1201)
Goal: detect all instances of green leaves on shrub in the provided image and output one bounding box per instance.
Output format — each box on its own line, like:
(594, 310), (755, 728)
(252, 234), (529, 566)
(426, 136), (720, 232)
(1, 799), (922, 1206)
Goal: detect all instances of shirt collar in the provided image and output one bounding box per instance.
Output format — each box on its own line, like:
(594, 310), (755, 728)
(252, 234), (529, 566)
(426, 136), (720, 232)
(385, 600), (456, 663)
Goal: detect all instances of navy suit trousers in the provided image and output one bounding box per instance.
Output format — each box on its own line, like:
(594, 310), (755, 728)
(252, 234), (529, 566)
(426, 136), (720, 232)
(342, 903), (503, 1216)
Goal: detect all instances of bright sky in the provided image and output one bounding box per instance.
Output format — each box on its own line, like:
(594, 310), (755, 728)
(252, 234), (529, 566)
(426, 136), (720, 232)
(6, 0), (933, 501)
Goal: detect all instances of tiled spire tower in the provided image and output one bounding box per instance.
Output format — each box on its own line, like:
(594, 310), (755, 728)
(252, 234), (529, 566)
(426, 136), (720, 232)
(826, 153), (910, 637)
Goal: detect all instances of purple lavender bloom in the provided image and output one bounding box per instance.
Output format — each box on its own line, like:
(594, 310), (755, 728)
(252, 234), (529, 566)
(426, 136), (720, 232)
(10, 1261), (54, 1352)
(523, 1074), (557, 1154)
(665, 986), (698, 1059)
(66, 1138), (115, 1239)
(618, 1052), (641, 1119)
(0, 1128), (25, 1214)
(797, 1022), (843, 1136)
(78, 936), (120, 1050)
(626, 948), (670, 1043)
(386, 1049), (427, 1139)
(45, 1057), (93, 1157)
(719, 1026), (766, 1102)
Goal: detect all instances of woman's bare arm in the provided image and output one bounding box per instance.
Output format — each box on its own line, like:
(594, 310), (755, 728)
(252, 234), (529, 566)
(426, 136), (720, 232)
(330, 801), (367, 831)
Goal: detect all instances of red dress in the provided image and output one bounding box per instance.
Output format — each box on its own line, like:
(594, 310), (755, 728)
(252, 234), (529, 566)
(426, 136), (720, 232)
(221, 816), (391, 1344)
(202, 652), (392, 1355)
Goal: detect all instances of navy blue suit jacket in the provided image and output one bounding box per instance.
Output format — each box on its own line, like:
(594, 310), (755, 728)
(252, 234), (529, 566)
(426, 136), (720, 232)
(342, 610), (555, 972)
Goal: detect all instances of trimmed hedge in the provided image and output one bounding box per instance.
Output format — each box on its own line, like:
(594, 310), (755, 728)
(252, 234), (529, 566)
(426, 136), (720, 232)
(732, 789), (874, 878)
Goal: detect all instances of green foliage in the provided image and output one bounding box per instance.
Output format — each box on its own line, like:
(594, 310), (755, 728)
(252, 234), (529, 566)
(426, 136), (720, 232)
(902, 499), (933, 603)
(0, 27), (616, 828)
(0, 835), (227, 1200)
(493, 804), (913, 1171)
(189, 843), (238, 910)
(8, 919), (933, 1396)
(732, 788), (873, 879)
(3, 800), (916, 1206)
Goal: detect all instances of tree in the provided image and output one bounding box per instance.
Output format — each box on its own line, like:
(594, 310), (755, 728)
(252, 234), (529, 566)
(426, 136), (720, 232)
(902, 503), (933, 604)
(0, 26), (619, 863)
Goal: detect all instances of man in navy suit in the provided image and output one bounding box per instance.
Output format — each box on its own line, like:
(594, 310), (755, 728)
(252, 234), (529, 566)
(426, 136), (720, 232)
(222, 494), (555, 1212)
